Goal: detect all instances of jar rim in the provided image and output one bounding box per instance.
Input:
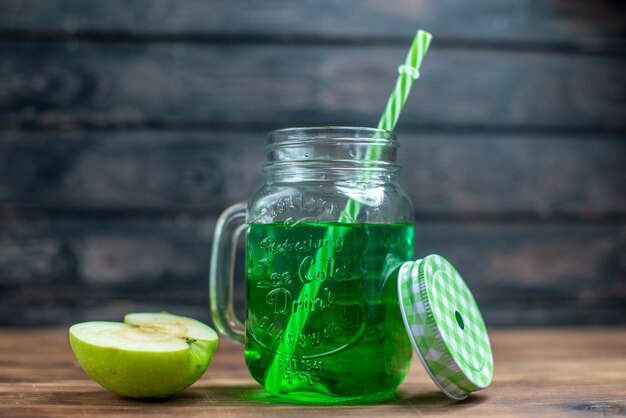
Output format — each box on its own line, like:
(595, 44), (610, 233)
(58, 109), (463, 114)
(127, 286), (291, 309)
(268, 126), (397, 146)
(263, 126), (400, 176)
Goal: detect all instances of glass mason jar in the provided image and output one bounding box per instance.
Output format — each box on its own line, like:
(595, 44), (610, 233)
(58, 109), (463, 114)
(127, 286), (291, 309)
(210, 127), (414, 403)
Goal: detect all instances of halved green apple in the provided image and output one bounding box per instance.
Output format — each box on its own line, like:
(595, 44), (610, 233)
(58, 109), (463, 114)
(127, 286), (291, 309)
(69, 312), (218, 398)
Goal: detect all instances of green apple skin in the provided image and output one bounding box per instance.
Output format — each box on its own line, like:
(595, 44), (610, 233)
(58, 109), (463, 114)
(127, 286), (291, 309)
(69, 318), (218, 399)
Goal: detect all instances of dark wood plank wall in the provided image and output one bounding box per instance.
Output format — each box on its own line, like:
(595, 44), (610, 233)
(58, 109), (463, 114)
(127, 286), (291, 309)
(0, 0), (624, 327)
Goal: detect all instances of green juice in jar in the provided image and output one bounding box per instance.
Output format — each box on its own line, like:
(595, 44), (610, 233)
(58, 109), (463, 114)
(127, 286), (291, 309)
(244, 221), (414, 402)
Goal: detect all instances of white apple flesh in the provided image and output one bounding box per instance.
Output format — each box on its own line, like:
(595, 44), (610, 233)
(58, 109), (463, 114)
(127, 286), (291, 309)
(69, 312), (218, 398)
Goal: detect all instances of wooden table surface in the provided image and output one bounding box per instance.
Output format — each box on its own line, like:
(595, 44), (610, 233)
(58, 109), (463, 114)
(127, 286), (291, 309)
(1, 328), (625, 417)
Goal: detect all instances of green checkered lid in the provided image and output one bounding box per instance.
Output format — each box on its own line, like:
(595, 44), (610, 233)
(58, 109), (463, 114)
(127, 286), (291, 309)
(398, 254), (493, 400)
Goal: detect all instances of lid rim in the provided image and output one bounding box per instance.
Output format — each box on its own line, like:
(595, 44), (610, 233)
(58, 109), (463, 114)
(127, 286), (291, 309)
(398, 261), (470, 401)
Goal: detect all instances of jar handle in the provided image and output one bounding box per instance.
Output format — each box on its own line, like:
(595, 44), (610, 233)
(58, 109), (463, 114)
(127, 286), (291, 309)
(210, 202), (247, 345)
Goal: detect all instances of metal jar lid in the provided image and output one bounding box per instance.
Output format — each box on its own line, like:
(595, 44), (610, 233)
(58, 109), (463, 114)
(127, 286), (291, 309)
(398, 254), (494, 400)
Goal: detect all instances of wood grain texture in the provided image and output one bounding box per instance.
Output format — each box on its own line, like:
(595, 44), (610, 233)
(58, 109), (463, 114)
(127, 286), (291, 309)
(1, 43), (624, 129)
(1, 130), (624, 217)
(1, 217), (624, 327)
(0, 0), (624, 48)
(0, 328), (624, 417)
(0, 0), (623, 329)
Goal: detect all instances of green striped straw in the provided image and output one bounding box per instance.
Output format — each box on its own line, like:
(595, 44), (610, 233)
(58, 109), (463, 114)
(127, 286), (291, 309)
(377, 31), (433, 132)
(264, 30), (433, 395)
(345, 30), (432, 219)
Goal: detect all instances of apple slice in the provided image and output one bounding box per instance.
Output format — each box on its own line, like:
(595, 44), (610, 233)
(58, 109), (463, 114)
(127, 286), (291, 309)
(69, 312), (218, 398)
